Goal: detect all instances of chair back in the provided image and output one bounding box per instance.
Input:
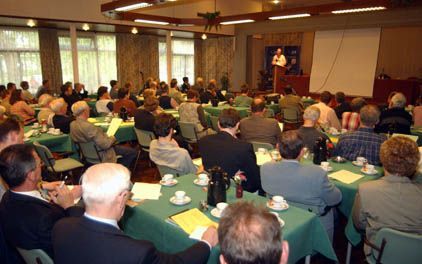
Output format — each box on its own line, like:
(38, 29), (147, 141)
(76, 141), (102, 164)
(368, 228), (422, 264)
(33, 141), (56, 168)
(16, 247), (53, 264)
(281, 108), (301, 123)
(156, 164), (184, 178)
(209, 115), (220, 132)
(133, 128), (155, 152)
(178, 122), (199, 143)
(251, 141), (274, 152)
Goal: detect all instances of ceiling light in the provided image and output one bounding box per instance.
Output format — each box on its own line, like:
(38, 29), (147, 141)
(134, 19), (169, 25)
(82, 23), (90, 31)
(272, 0), (280, 4)
(332, 6), (386, 14)
(115, 2), (152, 12)
(201, 33), (207, 40)
(178, 24), (194, 27)
(27, 19), (36, 27)
(131, 27), (138, 34)
(269, 13), (311, 20)
(220, 19), (255, 25)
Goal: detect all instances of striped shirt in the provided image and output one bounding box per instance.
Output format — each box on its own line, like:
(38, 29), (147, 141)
(342, 112), (360, 131)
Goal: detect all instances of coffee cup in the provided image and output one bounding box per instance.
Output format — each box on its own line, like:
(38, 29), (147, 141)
(257, 148), (267, 154)
(163, 174), (174, 183)
(175, 191), (186, 201)
(272, 196), (285, 207)
(365, 164), (375, 174)
(54, 128), (61, 135)
(198, 173), (208, 184)
(48, 127), (55, 132)
(216, 202), (228, 213)
(356, 157), (367, 165)
(33, 122), (39, 128)
(321, 161), (330, 170)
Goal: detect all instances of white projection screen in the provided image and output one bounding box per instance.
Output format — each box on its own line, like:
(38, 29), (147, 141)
(310, 28), (381, 97)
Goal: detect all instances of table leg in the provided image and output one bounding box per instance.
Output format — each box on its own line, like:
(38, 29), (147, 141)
(346, 242), (352, 264)
(305, 255), (311, 264)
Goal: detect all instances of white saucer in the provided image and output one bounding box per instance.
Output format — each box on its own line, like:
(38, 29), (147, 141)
(160, 179), (178, 186)
(361, 168), (378, 175)
(170, 196), (191, 206)
(210, 208), (222, 218)
(320, 166), (333, 172)
(266, 201), (289, 211)
(352, 161), (364, 167)
(193, 179), (208, 186)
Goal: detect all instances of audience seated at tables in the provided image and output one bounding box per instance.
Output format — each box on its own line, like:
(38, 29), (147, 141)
(0, 144), (84, 258)
(95, 86), (114, 116)
(334, 92), (351, 120)
(200, 82), (218, 104)
(37, 94), (54, 124)
(10, 89), (36, 125)
(134, 96), (162, 132)
(73, 83), (88, 100)
(413, 101), (422, 127)
(218, 201), (289, 264)
(169, 78), (184, 105)
(352, 136), (422, 256)
(124, 81), (140, 107)
(158, 84), (179, 110)
(150, 113), (198, 175)
(61, 83), (78, 114)
(199, 109), (262, 193)
(192, 77), (205, 94)
(279, 86), (304, 115)
(109, 80), (119, 100)
(314, 91), (341, 130)
(240, 97), (282, 146)
(335, 105), (387, 165)
(179, 90), (214, 139)
(261, 130), (342, 242)
(233, 84), (253, 107)
(375, 92), (412, 135)
(297, 106), (331, 152)
(35, 79), (51, 99)
(113, 87), (137, 117)
(20, 81), (34, 102)
(180, 76), (191, 93)
(52, 163), (217, 264)
(342, 97), (366, 131)
(50, 98), (74, 134)
(70, 101), (137, 169)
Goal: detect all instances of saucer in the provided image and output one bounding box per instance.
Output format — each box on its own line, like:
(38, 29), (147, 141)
(266, 201), (289, 211)
(320, 166), (333, 172)
(210, 208), (222, 218)
(160, 179), (178, 186)
(170, 196), (191, 206)
(361, 168), (378, 175)
(352, 161), (364, 167)
(193, 179), (208, 186)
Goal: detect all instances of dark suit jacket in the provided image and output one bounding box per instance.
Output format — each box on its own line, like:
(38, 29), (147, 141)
(134, 109), (155, 132)
(199, 91), (216, 104)
(375, 107), (412, 135)
(199, 131), (261, 193)
(52, 216), (211, 264)
(0, 191), (84, 258)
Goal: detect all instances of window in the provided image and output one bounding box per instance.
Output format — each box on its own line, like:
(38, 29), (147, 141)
(158, 40), (167, 82)
(0, 28), (42, 94)
(59, 34), (117, 94)
(158, 39), (194, 84)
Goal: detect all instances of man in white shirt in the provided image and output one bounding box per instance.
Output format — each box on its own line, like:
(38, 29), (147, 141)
(272, 48), (287, 67)
(313, 91), (341, 130)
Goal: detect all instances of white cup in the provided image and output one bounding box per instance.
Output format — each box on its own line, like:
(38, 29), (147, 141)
(33, 122), (39, 128)
(163, 174), (174, 182)
(356, 157), (367, 165)
(48, 127), (55, 132)
(175, 191), (186, 201)
(198, 173), (208, 183)
(272, 196), (285, 207)
(257, 148), (267, 154)
(321, 161), (330, 170)
(365, 164), (375, 173)
(54, 128), (60, 135)
(216, 202), (228, 213)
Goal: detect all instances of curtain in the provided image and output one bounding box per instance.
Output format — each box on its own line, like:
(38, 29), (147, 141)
(39, 28), (63, 94)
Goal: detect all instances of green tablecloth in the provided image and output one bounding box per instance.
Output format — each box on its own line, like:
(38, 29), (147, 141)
(121, 174), (337, 264)
(87, 100), (97, 110)
(24, 127), (73, 153)
(266, 103), (280, 115)
(203, 105), (249, 119)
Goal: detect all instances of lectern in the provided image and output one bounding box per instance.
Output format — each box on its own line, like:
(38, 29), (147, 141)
(273, 65), (286, 93)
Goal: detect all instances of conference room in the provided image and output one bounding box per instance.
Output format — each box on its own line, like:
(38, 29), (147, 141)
(0, 0), (421, 264)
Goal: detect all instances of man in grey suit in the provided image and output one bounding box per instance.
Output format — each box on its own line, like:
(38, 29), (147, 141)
(260, 130), (342, 242)
(240, 97), (282, 147)
(70, 101), (136, 169)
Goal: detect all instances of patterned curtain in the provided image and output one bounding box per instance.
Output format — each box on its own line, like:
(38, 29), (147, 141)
(38, 28), (63, 93)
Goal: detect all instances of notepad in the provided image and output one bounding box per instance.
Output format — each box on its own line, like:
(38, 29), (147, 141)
(255, 152), (272, 166)
(106, 118), (122, 137)
(192, 158), (203, 167)
(131, 183), (161, 201)
(392, 133), (418, 142)
(328, 170), (363, 184)
(170, 208), (217, 235)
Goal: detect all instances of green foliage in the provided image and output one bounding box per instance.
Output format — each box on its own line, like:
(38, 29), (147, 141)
(197, 11), (222, 32)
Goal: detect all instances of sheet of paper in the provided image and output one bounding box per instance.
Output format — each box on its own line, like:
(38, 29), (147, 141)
(106, 118), (122, 137)
(24, 129), (34, 138)
(392, 133), (418, 142)
(192, 158), (203, 167)
(87, 118), (97, 123)
(255, 152), (272, 166)
(278, 122), (284, 132)
(328, 170), (363, 184)
(189, 226), (208, 241)
(131, 183), (161, 201)
(171, 208), (217, 235)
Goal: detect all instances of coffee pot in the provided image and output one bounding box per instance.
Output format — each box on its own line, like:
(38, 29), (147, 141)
(207, 166), (231, 206)
(313, 137), (328, 165)
(119, 106), (128, 121)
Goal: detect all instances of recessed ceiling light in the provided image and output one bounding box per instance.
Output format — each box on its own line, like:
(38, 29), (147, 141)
(269, 13), (311, 20)
(272, 0), (280, 4)
(27, 19), (36, 27)
(115, 2), (152, 12)
(201, 33), (207, 40)
(134, 19), (169, 25)
(332, 6), (386, 14)
(131, 27), (138, 34)
(82, 23), (90, 31)
(220, 19), (255, 25)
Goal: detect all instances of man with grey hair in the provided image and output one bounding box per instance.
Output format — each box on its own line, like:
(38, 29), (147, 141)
(52, 163), (218, 264)
(218, 201), (289, 264)
(51, 98), (73, 134)
(70, 101), (136, 169)
(297, 106), (331, 151)
(376, 92), (412, 134)
(336, 105), (387, 165)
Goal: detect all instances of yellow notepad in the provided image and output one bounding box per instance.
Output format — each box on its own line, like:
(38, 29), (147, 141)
(328, 170), (363, 184)
(170, 208), (217, 235)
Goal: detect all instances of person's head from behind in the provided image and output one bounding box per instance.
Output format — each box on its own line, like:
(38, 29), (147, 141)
(97, 86), (110, 100)
(117, 87), (129, 100)
(183, 77), (189, 84)
(61, 83), (72, 96)
(218, 108), (240, 131)
(161, 84), (169, 95)
(74, 83), (83, 93)
(143, 96), (159, 113)
(187, 90), (199, 102)
(110, 80), (118, 89)
(207, 82), (216, 92)
(196, 77), (204, 86)
(350, 97), (366, 113)
(42, 79), (50, 88)
(82, 163), (131, 220)
(284, 86), (293, 95)
(143, 88), (156, 98)
(0, 85), (7, 99)
(240, 84), (249, 94)
(389, 92), (406, 109)
(20, 81), (29, 91)
(72, 101), (90, 119)
(0, 118), (23, 151)
(303, 106), (320, 127)
(335, 92), (346, 104)
(149, 81), (158, 90)
(170, 78), (178, 88)
(218, 201), (289, 264)
(38, 94), (54, 108)
(251, 97), (266, 114)
(7, 82), (16, 91)
(0, 144), (41, 190)
(9, 89), (23, 105)
(320, 91), (332, 105)
(154, 113), (177, 138)
(50, 98), (68, 115)
(278, 130), (304, 160)
(380, 136), (420, 179)
(359, 105), (380, 128)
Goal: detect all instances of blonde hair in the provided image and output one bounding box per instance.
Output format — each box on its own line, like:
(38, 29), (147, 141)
(71, 101), (89, 117)
(50, 98), (66, 114)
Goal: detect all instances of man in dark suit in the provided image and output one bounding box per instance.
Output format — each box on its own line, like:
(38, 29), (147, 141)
(0, 144), (84, 258)
(52, 163), (218, 264)
(199, 109), (262, 193)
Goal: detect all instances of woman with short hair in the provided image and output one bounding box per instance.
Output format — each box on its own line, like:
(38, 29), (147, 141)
(9, 89), (36, 125)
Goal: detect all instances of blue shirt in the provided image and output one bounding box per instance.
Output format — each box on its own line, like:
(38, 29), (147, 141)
(335, 127), (387, 165)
